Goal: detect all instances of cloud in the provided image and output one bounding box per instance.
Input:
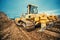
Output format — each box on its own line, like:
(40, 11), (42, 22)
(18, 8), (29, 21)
(38, 9), (60, 15)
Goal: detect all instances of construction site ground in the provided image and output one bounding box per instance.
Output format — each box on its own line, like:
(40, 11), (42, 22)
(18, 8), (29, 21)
(0, 13), (60, 40)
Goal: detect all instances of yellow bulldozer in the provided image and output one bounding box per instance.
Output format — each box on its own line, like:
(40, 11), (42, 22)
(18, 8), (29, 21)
(15, 4), (58, 32)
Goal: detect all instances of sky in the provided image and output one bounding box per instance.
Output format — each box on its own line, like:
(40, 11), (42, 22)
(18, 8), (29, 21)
(0, 0), (60, 18)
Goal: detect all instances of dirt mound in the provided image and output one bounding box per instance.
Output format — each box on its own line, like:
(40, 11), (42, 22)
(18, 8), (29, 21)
(0, 12), (11, 30)
(0, 12), (11, 40)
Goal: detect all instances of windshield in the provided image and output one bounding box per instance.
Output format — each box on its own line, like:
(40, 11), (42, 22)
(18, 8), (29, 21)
(30, 5), (38, 14)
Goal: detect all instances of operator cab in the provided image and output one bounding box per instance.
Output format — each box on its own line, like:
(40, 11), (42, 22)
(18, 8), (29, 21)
(27, 4), (38, 14)
(25, 4), (38, 19)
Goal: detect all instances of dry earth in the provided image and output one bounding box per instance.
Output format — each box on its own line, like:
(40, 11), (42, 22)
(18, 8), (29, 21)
(0, 12), (60, 40)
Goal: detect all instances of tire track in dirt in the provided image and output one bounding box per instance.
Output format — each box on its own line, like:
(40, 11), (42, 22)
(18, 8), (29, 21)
(17, 26), (40, 40)
(10, 21), (31, 40)
(17, 27), (32, 40)
(24, 30), (39, 40)
(44, 30), (60, 38)
(1, 20), (60, 40)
